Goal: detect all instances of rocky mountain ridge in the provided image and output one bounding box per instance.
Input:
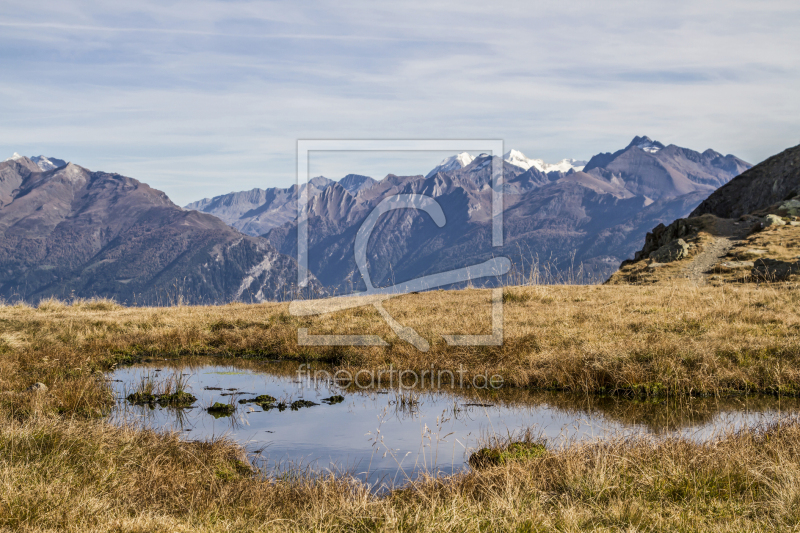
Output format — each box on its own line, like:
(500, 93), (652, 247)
(0, 157), (315, 304)
(610, 142), (800, 285)
(258, 137), (750, 292)
(0, 135), (751, 303)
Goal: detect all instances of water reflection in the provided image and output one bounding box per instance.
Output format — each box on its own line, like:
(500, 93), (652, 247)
(110, 358), (800, 485)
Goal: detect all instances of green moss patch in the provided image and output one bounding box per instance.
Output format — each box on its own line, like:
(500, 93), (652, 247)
(469, 442), (547, 469)
(207, 402), (235, 418)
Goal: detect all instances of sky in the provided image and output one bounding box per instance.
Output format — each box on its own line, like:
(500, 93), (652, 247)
(0, 0), (799, 206)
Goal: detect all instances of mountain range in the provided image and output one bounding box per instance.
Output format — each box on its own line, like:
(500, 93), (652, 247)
(0, 136), (751, 303)
(191, 136), (749, 292)
(0, 156), (316, 304)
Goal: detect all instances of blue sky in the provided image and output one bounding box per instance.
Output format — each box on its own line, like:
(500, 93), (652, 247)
(0, 0), (798, 205)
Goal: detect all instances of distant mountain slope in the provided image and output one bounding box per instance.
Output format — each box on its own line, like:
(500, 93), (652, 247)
(185, 173), (377, 237)
(583, 136), (750, 202)
(184, 176), (334, 237)
(690, 144), (800, 219)
(264, 137), (750, 290)
(339, 174), (377, 195)
(0, 157), (314, 304)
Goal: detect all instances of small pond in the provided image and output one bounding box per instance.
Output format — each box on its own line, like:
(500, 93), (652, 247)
(110, 359), (800, 487)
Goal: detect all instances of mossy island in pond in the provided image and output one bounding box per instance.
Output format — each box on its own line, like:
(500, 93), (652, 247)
(125, 372), (196, 408)
(126, 391), (197, 407)
(290, 399), (318, 410)
(237, 395), (317, 411)
(207, 402), (236, 418)
(469, 442), (547, 469)
(238, 394), (277, 408)
(321, 395), (345, 405)
(157, 391), (197, 406)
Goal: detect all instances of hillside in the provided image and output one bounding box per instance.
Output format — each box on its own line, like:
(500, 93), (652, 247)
(609, 142), (800, 285)
(0, 157), (314, 304)
(689, 144), (800, 219)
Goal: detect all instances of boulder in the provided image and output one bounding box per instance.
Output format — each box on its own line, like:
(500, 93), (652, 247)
(26, 382), (48, 393)
(764, 214), (786, 227)
(649, 239), (689, 263)
(635, 219), (697, 261)
(717, 261), (754, 272)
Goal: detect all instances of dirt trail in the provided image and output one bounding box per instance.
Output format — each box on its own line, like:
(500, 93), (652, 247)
(682, 219), (749, 281)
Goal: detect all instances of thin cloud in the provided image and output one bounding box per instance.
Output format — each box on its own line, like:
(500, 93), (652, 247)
(0, 0), (798, 205)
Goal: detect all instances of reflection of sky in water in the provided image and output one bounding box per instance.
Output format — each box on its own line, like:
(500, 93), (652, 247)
(110, 363), (800, 487)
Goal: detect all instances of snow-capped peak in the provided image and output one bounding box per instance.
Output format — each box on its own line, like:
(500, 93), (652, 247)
(30, 155), (63, 171)
(546, 158), (588, 173)
(4, 153), (68, 170)
(504, 149), (586, 173)
(425, 152), (476, 178)
(627, 136), (665, 154)
(503, 149), (539, 171)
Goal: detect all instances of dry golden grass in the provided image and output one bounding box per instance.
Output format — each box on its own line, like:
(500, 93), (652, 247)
(3, 413), (800, 531)
(2, 282), (800, 417)
(2, 285), (800, 530)
(612, 216), (800, 285)
(730, 224), (800, 262)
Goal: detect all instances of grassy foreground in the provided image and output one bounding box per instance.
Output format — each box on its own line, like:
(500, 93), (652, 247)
(2, 282), (800, 414)
(2, 283), (800, 531)
(3, 415), (800, 531)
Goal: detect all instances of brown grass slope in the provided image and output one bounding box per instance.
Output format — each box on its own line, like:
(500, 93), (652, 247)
(3, 284), (800, 420)
(3, 413), (800, 532)
(1, 286), (800, 531)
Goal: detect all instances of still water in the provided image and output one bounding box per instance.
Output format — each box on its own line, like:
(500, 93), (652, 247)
(110, 358), (800, 486)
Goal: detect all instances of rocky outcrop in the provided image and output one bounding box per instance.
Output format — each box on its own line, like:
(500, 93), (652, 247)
(776, 199), (800, 217)
(633, 218), (700, 261)
(764, 214), (786, 227)
(751, 258), (800, 281)
(649, 239), (690, 263)
(25, 382), (48, 393)
(690, 144), (800, 219)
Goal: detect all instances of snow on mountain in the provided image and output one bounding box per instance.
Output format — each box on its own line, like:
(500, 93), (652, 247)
(503, 149), (537, 170)
(3, 153), (67, 171)
(30, 155), (67, 171)
(628, 136), (665, 153)
(544, 158), (588, 173)
(503, 149), (586, 173)
(425, 152), (477, 178)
